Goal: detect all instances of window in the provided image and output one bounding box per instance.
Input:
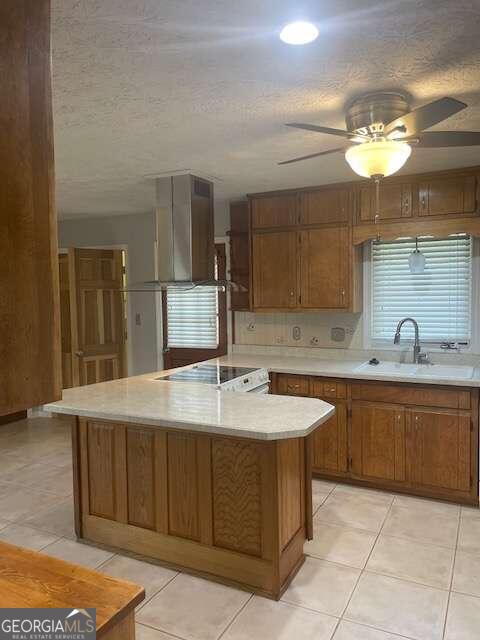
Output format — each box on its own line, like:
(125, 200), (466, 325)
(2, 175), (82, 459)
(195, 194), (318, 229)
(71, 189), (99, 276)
(370, 235), (473, 345)
(166, 285), (219, 348)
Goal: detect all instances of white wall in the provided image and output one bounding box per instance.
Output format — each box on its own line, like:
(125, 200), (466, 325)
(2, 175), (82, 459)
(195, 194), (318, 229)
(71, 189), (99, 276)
(58, 212), (159, 375)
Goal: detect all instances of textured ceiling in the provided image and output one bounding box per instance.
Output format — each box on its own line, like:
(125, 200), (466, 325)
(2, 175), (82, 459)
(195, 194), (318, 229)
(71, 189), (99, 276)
(52, 0), (480, 218)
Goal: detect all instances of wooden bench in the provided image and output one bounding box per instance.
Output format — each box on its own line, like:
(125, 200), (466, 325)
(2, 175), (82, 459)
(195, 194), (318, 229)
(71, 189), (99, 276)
(0, 541), (145, 639)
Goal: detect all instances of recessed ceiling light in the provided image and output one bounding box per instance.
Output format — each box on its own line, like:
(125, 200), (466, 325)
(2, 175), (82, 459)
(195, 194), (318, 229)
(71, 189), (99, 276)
(279, 21), (319, 45)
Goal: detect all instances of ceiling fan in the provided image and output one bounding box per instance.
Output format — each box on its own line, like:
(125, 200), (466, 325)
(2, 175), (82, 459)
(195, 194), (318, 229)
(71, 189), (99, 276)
(279, 92), (480, 179)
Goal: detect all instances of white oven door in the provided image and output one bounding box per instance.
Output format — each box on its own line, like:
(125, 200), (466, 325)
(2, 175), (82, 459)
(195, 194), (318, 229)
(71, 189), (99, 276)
(248, 383), (270, 394)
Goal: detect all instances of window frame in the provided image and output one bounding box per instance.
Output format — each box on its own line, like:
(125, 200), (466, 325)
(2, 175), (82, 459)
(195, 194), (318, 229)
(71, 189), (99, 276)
(161, 242), (228, 370)
(363, 236), (479, 353)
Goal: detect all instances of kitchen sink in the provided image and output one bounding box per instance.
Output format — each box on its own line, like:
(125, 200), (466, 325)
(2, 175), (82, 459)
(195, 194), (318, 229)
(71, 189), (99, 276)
(354, 361), (474, 380)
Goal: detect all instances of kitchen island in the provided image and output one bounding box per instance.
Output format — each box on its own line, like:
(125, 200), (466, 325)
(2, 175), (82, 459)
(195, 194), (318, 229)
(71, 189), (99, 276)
(46, 374), (334, 599)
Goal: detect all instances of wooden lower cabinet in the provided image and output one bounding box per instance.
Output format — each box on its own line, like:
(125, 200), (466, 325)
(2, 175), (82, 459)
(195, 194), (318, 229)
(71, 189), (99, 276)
(406, 408), (472, 494)
(73, 417), (311, 599)
(275, 374), (479, 505)
(350, 403), (406, 484)
(312, 401), (348, 476)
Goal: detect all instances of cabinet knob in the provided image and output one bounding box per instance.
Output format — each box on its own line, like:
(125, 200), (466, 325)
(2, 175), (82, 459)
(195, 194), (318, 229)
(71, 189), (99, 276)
(75, 350), (84, 357)
(290, 290), (295, 297)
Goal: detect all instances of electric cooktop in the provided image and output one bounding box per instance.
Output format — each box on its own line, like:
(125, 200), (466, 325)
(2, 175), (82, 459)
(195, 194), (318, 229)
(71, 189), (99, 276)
(159, 364), (258, 385)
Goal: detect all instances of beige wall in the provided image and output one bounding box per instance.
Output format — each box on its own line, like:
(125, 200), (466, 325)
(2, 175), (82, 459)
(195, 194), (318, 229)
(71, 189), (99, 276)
(234, 311), (363, 350)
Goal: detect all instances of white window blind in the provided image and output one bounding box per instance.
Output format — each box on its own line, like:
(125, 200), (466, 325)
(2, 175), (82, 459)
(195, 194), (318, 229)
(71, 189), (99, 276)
(371, 235), (472, 343)
(166, 286), (219, 348)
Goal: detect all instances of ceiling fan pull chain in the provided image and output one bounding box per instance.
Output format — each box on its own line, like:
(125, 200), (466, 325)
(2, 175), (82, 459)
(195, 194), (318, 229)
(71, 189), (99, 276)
(373, 174), (381, 242)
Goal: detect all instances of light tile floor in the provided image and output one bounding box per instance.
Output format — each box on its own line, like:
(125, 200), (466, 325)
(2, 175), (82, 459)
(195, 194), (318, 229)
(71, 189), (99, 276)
(1, 417), (479, 640)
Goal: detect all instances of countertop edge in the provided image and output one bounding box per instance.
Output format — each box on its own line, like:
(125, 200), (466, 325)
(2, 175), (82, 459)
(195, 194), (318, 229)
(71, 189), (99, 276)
(45, 402), (336, 441)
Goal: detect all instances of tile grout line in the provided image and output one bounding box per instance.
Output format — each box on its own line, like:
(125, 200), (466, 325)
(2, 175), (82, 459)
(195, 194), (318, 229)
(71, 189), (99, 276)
(441, 507), (462, 640)
(336, 618), (418, 640)
(136, 620), (189, 640)
(336, 492), (396, 628)
(135, 572), (180, 613)
(215, 592), (254, 640)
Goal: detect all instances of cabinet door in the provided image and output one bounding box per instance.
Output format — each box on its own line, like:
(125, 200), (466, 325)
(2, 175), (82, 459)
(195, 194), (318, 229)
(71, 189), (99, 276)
(299, 227), (349, 309)
(252, 231), (297, 309)
(312, 401), (348, 474)
(418, 176), (477, 216)
(229, 202), (250, 311)
(251, 194), (298, 229)
(351, 402), (406, 483)
(406, 409), (471, 492)
(358, 183), (413, 222)
(301, 188), (351, 225)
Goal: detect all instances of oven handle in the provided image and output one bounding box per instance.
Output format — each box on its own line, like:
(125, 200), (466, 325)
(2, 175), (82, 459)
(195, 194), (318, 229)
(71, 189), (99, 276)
(248, 382), (270, 394)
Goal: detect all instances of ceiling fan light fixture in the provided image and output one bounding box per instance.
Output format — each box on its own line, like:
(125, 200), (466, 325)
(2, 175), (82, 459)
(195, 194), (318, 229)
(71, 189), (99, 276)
(345, 139), (412, 178)
(279, 21), (319, 45)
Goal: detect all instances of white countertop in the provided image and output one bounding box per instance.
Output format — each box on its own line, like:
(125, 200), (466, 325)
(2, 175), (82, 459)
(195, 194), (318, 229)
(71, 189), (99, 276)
(216, 353), (480, 387)
(45, 372), (335, 441)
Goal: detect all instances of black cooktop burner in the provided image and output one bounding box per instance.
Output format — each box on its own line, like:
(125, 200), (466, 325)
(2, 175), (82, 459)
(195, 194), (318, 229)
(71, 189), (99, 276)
(158, 364), (258, 385)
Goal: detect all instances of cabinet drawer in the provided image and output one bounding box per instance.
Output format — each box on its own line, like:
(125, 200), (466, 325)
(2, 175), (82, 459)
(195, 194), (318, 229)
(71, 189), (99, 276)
(277, 375), (310, 396)
(351, 383), (471, 409)
(310, 378), (346, 399)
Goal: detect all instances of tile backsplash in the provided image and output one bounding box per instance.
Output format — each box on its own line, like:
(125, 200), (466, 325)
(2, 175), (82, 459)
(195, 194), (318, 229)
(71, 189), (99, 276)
(234, 311), (364, 350)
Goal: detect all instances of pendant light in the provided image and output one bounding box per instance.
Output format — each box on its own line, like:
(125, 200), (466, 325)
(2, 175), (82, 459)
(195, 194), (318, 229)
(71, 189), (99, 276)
(408, 238), (426, 274)
(345, 139), (412, 179)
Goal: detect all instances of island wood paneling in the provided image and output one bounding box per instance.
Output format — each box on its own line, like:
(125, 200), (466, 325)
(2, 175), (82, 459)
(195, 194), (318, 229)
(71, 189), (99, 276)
(0, 0), (61, 416)
(277, 439), (303, 550)
(167, 433), (201, 541)
(75, 417), (311, 599)
(87, 422), (117, 520)
(126, 427), (156, 530)
(212, 439), (263, 556)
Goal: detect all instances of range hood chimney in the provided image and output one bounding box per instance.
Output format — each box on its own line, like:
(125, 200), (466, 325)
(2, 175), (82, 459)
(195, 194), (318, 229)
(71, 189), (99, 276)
(127, 174), (225, 291)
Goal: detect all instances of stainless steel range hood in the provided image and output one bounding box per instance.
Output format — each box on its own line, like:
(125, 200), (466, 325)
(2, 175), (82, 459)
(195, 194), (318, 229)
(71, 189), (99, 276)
(127, 174), (228, 291)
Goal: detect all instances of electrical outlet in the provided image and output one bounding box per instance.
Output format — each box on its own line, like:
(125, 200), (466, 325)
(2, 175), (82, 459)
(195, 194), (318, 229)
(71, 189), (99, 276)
(275, 336), (286, 344)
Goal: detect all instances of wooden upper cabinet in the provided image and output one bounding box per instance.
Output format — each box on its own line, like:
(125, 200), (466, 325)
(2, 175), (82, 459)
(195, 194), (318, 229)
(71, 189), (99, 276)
(0, 0), (61, 415)
(351, 402), (406, 483)
(358, 182), (413, 223)
(299, 227), (349, 309)
(229, 201), (251, 311)
(300, 188), (351, 225)
(418, 175), (477, 217)
(252, 231), (297, 309)
(250, 194), (298, 229)
(406, 408), (471, 493)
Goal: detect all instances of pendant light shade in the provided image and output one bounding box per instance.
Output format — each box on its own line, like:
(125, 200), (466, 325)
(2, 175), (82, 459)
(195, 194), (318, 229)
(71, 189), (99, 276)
(408, 238), (426, 274)
(345, 140), (412, 178)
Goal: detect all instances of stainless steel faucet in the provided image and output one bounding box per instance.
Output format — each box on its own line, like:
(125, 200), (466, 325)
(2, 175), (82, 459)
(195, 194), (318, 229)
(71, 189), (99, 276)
(393, 317), (423, 364)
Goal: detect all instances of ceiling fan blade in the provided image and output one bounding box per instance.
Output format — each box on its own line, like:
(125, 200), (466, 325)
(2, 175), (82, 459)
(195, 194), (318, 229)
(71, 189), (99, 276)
(384, 97), (467, 137)
(411, 131), (480, 148)
(278, 147), (345, 165)
(285, 123), (367, 140)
